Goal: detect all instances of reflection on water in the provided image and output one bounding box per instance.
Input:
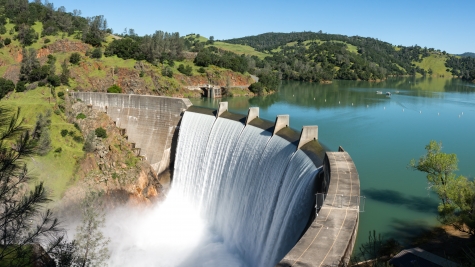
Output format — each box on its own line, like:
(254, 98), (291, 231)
(191, 77), (475, 249)
(194, 77), (475, 111)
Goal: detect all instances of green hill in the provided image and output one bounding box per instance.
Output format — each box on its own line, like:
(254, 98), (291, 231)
(221, 31), (475, 82)
(414, 54), (452, 77)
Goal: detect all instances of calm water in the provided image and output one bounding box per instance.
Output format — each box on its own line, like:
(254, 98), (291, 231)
(190, 77), (475, 249)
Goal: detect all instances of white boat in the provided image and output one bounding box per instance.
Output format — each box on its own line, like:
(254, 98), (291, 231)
(376, 91), (382, 94)
(386, 92), (391, 96)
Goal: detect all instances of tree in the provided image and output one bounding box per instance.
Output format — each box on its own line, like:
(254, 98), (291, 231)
(409, 140), (458, 205)
(0, 78), (15, 99)
(91, 47), (102, 59)
(16, 24), (38, 46)
(70, 53), (81, 65)
(16, 81), (27, 92)
(60, 59), (70, 85)
(410, 140), (475, 235)
(32, 110), (52, 155)
(207, 36), (214, 45)
(19, 48), (41, 82)
(74, 191), (110, 267)
(82, 15), (107, 46)
(48, 75), (61, 87)
(0, 106), (63, 266)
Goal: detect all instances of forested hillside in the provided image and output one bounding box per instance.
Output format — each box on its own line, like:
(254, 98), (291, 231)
(0, 0), (473, 100)
(0, 0), (255, 101)
(221, 32), (475, 83)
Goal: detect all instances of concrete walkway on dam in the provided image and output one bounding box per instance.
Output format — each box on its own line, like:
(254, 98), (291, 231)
(278, 150), (360, 267)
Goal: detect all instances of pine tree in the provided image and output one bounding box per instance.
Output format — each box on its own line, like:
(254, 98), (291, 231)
(74, 191), (110, 267)
(0, 106), (63, 266)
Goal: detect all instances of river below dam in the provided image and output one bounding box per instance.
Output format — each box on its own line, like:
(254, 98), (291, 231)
(191, 77), (475, 250)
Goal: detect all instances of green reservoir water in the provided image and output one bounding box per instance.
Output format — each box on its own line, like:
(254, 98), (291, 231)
(190, 77), (475, 249)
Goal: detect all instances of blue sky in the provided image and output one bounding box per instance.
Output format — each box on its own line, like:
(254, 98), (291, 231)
(50, 0), (473, 54)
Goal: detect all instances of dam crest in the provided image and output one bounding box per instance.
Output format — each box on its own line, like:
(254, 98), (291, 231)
(72, 92), (360, 267)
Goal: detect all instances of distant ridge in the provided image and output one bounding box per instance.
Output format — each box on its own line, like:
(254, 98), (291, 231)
(459, 52), (475, 58)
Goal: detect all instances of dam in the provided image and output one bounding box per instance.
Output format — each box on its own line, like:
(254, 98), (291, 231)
(72, 92), (360, 267)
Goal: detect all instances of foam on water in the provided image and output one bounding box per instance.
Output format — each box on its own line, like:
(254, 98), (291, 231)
(106, 111), (320, 267)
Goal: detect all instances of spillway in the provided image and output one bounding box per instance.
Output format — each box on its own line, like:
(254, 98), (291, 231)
(72, 92), (360, 267)
(173, 111), (320, 266)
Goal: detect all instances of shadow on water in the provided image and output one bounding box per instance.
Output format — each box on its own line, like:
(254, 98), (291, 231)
(383, 218), (433, 245)
(363, 188), (438, 214)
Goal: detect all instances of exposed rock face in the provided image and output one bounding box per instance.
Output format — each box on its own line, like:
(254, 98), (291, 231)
(58, 98), (163, 216)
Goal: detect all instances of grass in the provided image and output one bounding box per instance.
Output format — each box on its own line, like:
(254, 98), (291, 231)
(2, 88), (84, 201)
(208, 41), (269, 59)
(101, 55), (137, 69)
(185, 34), (209, 43)
(414, 53), (452, 77)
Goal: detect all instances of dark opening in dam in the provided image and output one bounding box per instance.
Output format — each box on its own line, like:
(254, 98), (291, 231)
(72, 93), (359, 267)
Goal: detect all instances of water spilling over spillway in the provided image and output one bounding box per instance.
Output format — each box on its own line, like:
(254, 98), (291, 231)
(172, 111), (321, 266)
(72, 93), (359, 267)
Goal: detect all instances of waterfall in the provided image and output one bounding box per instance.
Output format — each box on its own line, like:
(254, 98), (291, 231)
(171, 111), (320, 267)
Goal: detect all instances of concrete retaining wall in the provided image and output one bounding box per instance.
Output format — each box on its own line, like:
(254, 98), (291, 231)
(71, 92), (192, 174)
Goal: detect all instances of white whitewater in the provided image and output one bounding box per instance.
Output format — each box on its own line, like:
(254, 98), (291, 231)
(104, 111), (320, 266)
(171, 112), (320, 267)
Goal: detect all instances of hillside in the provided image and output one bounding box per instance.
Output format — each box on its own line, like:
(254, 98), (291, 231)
(459, 52), (475, 58)
(221, 32), (475, 82)
(0, 1), (472, 199)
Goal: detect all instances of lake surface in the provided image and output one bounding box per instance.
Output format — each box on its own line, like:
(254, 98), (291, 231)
(190, 77), (475, 250)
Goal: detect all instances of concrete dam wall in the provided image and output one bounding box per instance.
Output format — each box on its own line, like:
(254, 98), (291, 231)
(73, 93), (360, 266)
(71, 92), (192, 174)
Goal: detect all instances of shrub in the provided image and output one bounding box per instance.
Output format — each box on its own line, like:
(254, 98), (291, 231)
(48, 75), (61, 87)
(68, 130), (74, 136)
(58, 104), (65, 113)
(57, 91), (64, 99)
(69, 52), (81, 64)
(74, 122), (81, 132)
(16, 81), (27, 92)
(95, 127), (107, 138)
(76, 113), (86, 119)
(73, 135), (84, 143)
(44, 38), (50, 44)
(54, 147), (62, 153)
(177, 64), (193, 76)
(4, 38), (11, 46)
(198, 67), (206, 73)
(60, 129), (68, 137)
(161, 66), (173, 78)
(91, 48), (102, 59)
(107, 84), (122, 93)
